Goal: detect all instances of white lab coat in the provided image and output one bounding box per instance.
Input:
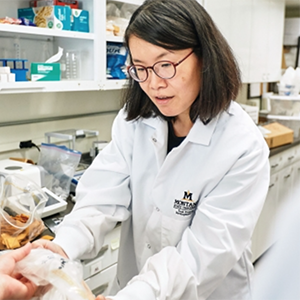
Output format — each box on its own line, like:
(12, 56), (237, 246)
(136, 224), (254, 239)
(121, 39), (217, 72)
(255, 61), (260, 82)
(54, 101), (270, 300)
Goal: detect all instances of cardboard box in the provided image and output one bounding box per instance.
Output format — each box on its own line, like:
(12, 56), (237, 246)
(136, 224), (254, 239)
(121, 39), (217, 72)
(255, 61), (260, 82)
(263, 122), (294, 148)
(18, 6), (71, 30)
(31, 63), (61, 81)
(31, 0), (79, 9)
(71, 9), (89, 32)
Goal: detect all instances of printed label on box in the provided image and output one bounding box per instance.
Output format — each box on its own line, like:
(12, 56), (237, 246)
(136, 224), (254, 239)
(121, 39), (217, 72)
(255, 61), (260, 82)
(18, 6), (71, 30)
(31, 63), (61, 81)
(71, 9), (89, 32)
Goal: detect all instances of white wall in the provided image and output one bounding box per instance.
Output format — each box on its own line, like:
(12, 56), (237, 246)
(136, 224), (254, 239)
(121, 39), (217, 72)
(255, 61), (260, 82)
(0, 89), (122, 162)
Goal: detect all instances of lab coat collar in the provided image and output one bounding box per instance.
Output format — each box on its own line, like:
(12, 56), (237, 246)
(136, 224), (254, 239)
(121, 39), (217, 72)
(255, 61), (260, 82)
(141, 101), (235, 146)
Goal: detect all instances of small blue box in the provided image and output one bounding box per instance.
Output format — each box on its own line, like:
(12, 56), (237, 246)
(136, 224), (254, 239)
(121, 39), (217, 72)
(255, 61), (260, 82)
(71, 9), (89, 32)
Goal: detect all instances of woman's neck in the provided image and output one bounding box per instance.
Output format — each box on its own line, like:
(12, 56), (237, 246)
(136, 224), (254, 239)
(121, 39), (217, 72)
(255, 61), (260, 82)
(172, 116), (193, 137)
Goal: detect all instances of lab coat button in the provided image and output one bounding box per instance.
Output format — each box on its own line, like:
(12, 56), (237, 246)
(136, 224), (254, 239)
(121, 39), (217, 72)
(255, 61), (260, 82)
(152, 137), (157, 143)
(146, 243), (151, 249)
(155, 207), (160, 212)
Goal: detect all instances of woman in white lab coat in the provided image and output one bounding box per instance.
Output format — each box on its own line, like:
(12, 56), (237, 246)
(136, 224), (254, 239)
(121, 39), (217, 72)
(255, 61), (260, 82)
(34, 0), (270, 299)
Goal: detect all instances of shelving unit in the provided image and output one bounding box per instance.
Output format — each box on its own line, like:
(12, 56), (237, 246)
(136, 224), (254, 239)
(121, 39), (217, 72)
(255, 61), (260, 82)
(0, 0), (142, 94)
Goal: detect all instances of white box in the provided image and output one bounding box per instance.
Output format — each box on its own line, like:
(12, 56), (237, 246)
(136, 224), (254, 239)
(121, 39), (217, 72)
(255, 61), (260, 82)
(284, 18), (300, 46)
(0, 74), (8, 82)
(0, 67), (10, 74)
(8, 73), (15, 82)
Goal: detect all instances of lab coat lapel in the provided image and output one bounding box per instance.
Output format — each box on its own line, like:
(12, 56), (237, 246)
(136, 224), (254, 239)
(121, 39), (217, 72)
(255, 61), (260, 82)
(187, 104), (234, 146)
(187, 116), (219, 146)
(142, 117), (168, 168)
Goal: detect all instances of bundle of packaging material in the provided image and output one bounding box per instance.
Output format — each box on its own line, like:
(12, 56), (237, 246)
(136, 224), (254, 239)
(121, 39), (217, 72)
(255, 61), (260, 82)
(278, 67), (300, 96)
(106, 2), (137, 37)
(0, 67), (16, 82)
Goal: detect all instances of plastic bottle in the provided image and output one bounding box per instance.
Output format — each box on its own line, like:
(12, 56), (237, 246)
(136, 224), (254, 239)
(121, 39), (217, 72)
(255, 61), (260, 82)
(13, 37), (22, 68)
(65, 50), (78, 80)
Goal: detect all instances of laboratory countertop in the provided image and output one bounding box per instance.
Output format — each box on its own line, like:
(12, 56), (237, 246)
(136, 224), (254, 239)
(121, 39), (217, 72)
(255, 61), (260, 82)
(269, 136), (300, 157)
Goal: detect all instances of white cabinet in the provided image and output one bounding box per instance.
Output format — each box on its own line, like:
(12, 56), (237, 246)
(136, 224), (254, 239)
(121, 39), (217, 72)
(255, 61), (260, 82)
(204, 0), (285, 83)
(248, 0), (285, 83)
(252, 173), (280, 262)
(252, 143), (300, 262)
(83, 224), (121, 296)
(0, 0), (142, 94)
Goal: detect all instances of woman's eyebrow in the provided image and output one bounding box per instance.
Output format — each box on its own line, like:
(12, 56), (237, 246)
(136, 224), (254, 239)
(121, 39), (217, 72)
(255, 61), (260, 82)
(132, 51), (174, 64)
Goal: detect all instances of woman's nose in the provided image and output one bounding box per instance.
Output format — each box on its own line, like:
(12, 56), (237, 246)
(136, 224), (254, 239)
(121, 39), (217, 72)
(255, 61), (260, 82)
(148, 69), (167, 90)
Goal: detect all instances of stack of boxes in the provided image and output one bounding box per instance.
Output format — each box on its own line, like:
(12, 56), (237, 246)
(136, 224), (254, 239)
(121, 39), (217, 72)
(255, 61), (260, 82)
(18, 0), (89, 33)
(0, 66), (16, 83)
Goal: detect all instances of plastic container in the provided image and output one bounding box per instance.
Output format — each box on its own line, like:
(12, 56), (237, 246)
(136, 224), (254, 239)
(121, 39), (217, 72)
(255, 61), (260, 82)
(265, 94), (300, 139)
(268, 95), (300, 117)
(65, 50), (79, 80)
(266, 115), (300, 139)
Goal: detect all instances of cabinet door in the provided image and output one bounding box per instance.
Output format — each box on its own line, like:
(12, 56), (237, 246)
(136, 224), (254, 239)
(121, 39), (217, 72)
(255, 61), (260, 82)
(252, 172), (279, 262)
(247, 0), (269, 83)
(292, 160), (300, 194)
(204, 0), (252, 83)
(266, 0), (285, 82)
(205, 0), (285, 84)
(248, 0), (285, 83)
(278, 165), (295, 207)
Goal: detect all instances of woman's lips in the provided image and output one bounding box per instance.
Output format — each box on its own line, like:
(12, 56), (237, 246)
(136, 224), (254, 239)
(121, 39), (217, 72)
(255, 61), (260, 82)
(155, 96), (173, 104)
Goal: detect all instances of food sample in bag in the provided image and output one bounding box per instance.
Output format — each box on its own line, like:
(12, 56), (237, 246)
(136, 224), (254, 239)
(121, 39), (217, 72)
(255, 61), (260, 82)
(15, 248), (95, 300)
(0, 174), (47, 250)
(0, 210), (45, 250)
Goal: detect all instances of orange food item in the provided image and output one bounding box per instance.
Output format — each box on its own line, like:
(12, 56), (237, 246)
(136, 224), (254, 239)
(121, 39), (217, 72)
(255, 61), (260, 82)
(0, 213), (45, 250)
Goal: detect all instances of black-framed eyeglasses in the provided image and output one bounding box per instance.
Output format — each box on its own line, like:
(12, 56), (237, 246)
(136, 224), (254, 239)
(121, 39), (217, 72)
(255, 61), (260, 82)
(127, 50), (194, 83)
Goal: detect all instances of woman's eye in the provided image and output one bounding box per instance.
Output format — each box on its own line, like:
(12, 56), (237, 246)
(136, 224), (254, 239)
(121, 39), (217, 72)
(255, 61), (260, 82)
(161, 62), (172, 68)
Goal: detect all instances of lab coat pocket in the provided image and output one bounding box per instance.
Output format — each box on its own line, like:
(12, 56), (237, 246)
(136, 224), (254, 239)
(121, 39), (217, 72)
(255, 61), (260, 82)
(161, 213), (191, 247)
(145, 208), (192, 251)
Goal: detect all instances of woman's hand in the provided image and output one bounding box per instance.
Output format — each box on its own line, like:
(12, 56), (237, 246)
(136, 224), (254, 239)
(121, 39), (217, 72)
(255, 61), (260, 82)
(31, 239), (69, 258)
(0, 243), (37, 300)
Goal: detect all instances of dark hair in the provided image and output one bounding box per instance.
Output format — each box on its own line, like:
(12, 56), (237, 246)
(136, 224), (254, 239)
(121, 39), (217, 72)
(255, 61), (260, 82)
(122, 0), (241, 123)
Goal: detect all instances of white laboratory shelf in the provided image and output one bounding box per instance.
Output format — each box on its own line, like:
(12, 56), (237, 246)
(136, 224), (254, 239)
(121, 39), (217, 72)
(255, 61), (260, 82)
(100, 79), (128, 90)
(106, 35), (124, 43)
(0, 80), (99, 94)
(0, 24), (95, 40)
(0, 0), (141, 94)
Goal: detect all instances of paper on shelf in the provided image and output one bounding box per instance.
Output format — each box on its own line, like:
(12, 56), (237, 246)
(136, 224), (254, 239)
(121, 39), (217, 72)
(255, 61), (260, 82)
(46, 46), (63, 63)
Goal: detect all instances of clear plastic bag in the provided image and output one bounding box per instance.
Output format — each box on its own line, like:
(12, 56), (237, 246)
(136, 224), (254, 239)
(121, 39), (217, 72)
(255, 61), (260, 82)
(37, 143), (81, 200)
(0, 174), (47, 250)
(15, 248), (95, 300)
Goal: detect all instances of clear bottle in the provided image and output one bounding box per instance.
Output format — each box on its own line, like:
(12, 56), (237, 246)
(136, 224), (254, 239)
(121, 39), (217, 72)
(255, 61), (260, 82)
(65, 50), (79, 80)
(13, 37), (22, 68)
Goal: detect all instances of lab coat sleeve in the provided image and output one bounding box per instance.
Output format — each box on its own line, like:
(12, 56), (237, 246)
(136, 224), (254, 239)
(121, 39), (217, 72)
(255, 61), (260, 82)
(109, 136), (270, 300)
(54, 109), (133, 260)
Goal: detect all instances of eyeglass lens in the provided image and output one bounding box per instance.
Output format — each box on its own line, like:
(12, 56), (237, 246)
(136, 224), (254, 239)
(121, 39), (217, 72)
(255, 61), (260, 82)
(129, 61), (175, 82)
